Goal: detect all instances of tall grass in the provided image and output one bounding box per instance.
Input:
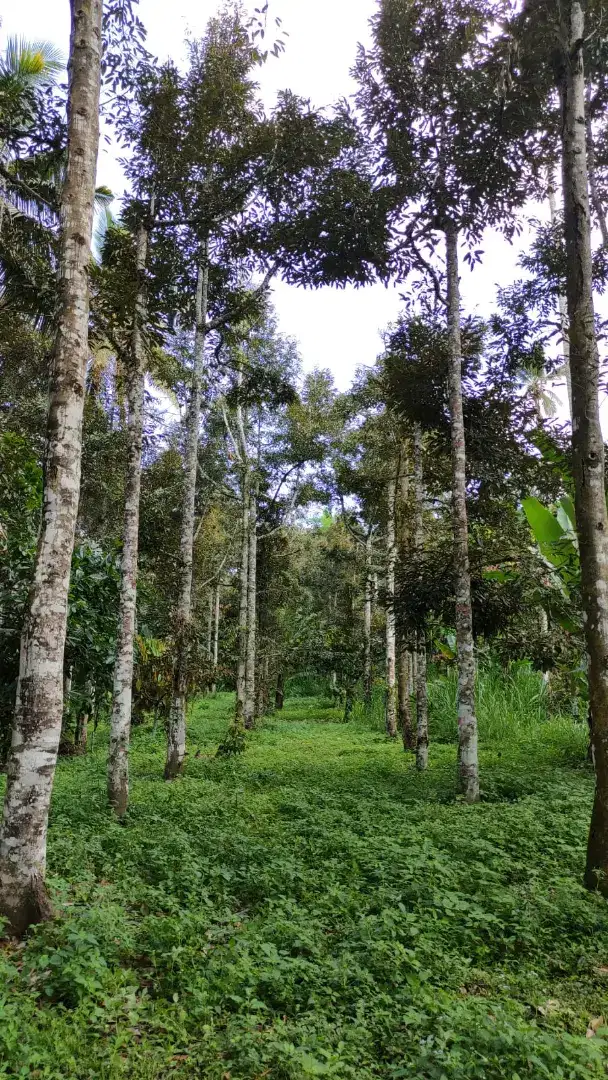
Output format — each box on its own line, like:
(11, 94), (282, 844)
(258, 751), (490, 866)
(352, 663), (585, 746)
(429, 663), (553, 742)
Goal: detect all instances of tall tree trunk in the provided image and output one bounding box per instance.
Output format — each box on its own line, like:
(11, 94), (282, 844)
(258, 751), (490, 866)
(275, 670), (285, 711)
(415, 634), (428, 771)
(256, 653), (270, 719)
(244, 490), (257, 729)
(63, 667), (72, 719)
(547, 172), (573, 416)
(396, 441), (415, 750)
(408, 649), (416, 698)
(363, 529), (374, 708)
(0, 0), (102, 934)
(556, 2), (608, 892)
(75, 686), (90, 754)
(445, 224), (479, 802)
(205, 588), (213, 693)
(108, 212), (151, 816)
(585, 83), (608, 248)
(412, 423), (429, 770)
(538, 607), (550, 687)
(398, 648), (413, 747)
(206, 590), (213, 660)
(165, 245), (209, 780)
(235, 473), (249, 726)
(343, 682), (355, 722)
(211, 581), (220, 695)
(385, 475), (398, 738)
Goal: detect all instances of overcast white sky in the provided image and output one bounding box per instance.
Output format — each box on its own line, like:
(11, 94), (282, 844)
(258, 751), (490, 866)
(2, 0), (554, 394)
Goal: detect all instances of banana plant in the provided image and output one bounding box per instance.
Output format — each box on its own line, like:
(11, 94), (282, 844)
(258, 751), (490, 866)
(522, 495), (579, 590)
(522, 495), (581, 635)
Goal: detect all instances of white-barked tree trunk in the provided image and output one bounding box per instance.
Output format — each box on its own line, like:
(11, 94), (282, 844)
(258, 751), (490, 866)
(108, 212), (152, 816)
(165, 246), (209, 779)
(0, 0), (103, 933)
(445, 224), (479, 802)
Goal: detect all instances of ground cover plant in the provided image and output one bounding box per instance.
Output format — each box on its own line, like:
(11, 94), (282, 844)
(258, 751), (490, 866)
(1, 680), (607, 1079)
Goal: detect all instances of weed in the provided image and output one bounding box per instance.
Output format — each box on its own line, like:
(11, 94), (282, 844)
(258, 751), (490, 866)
(0, 687), (606, 1079)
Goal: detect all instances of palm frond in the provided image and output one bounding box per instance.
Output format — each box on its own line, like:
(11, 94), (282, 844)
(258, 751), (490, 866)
(93, 189), (116, 258)
(0, 37), (64, 86)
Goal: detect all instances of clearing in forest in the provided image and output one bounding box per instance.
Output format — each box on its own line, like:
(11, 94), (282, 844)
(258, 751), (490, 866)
(1, 693), (607, 1079)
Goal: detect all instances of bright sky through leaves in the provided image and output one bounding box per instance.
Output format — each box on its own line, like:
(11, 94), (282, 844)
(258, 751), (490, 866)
(0, 0), (572, 407)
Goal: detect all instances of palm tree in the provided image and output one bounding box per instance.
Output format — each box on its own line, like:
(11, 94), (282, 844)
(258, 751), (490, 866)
(0, 37), (64, 220)
(519, 366), (561, 423)
(0, 37), (64, 329)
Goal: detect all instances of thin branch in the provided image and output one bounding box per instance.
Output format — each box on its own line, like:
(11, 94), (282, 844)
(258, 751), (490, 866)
(339, 494), (369, 546)
(206, 263), (278, 333)
(195, 548), (230, 589)
(221, 401), (242, 462)
(197, 462), (239, 502)
(266, 461), (305, 510)
(259, 482), (302, 538)
(410, 242), (445, 305)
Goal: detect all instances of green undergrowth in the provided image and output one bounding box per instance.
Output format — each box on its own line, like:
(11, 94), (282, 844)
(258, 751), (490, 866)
(1, 691), (607, 1079)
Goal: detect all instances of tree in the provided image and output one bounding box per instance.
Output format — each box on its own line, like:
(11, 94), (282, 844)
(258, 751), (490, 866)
(385, 471), (398, 737)
(106, 206), (154, 814)
(0, 0), (103, 934)
(556, 0), (608, 891)
(412, 423), (429, 769)
(500, 0), (608, 892)
(124, 10), (376, 775)
(355, 0), (537, 800)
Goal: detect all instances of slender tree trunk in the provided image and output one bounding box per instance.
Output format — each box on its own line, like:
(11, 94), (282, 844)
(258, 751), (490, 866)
(412, 424), (429, 770)
(165, 245), (208, 780)
(211, 581), (220, 695)
(75, 694), (89, 754)
(415, 633), (429, 770)
(256, 653), (270, 719)
(585, 83), (608, 249)
(363, 529), (374, 708)
(385, 475), (398, 738)
(445, 225), (479, 802)
(108, 213), (151, 816)
(556, 3), (608, 892)
(206, 591), (213, 659)
(275, 671), (285, 710)
(397, 647), (412, 746)
(205, 589), (213, 693)
(0, 0), (102, 934)
(244, 490), (257, 729)
(330, 670), (340, 708)
(539, 607), (550, 687)
(343, 683), (355, 722)
(547, 172), (573, 416)
(408, 650), (415, 698)
(395, 441), (415, 750)
(63, 667), (72, 723)
(235, 473), (249, 726)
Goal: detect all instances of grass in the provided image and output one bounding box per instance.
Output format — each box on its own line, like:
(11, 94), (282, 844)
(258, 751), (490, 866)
(356, 662), (585, 745)
(0, 682), (607, 1079)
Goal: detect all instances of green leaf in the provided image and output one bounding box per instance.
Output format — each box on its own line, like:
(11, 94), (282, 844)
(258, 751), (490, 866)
(522, 497), (577, 568)
(557, 495), (576, 530)
(522, 497), (566, 547)
(435, 639), (457, 660)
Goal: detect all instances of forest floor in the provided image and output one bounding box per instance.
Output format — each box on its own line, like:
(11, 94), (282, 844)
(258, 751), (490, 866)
(2, 692), (608, 1079)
